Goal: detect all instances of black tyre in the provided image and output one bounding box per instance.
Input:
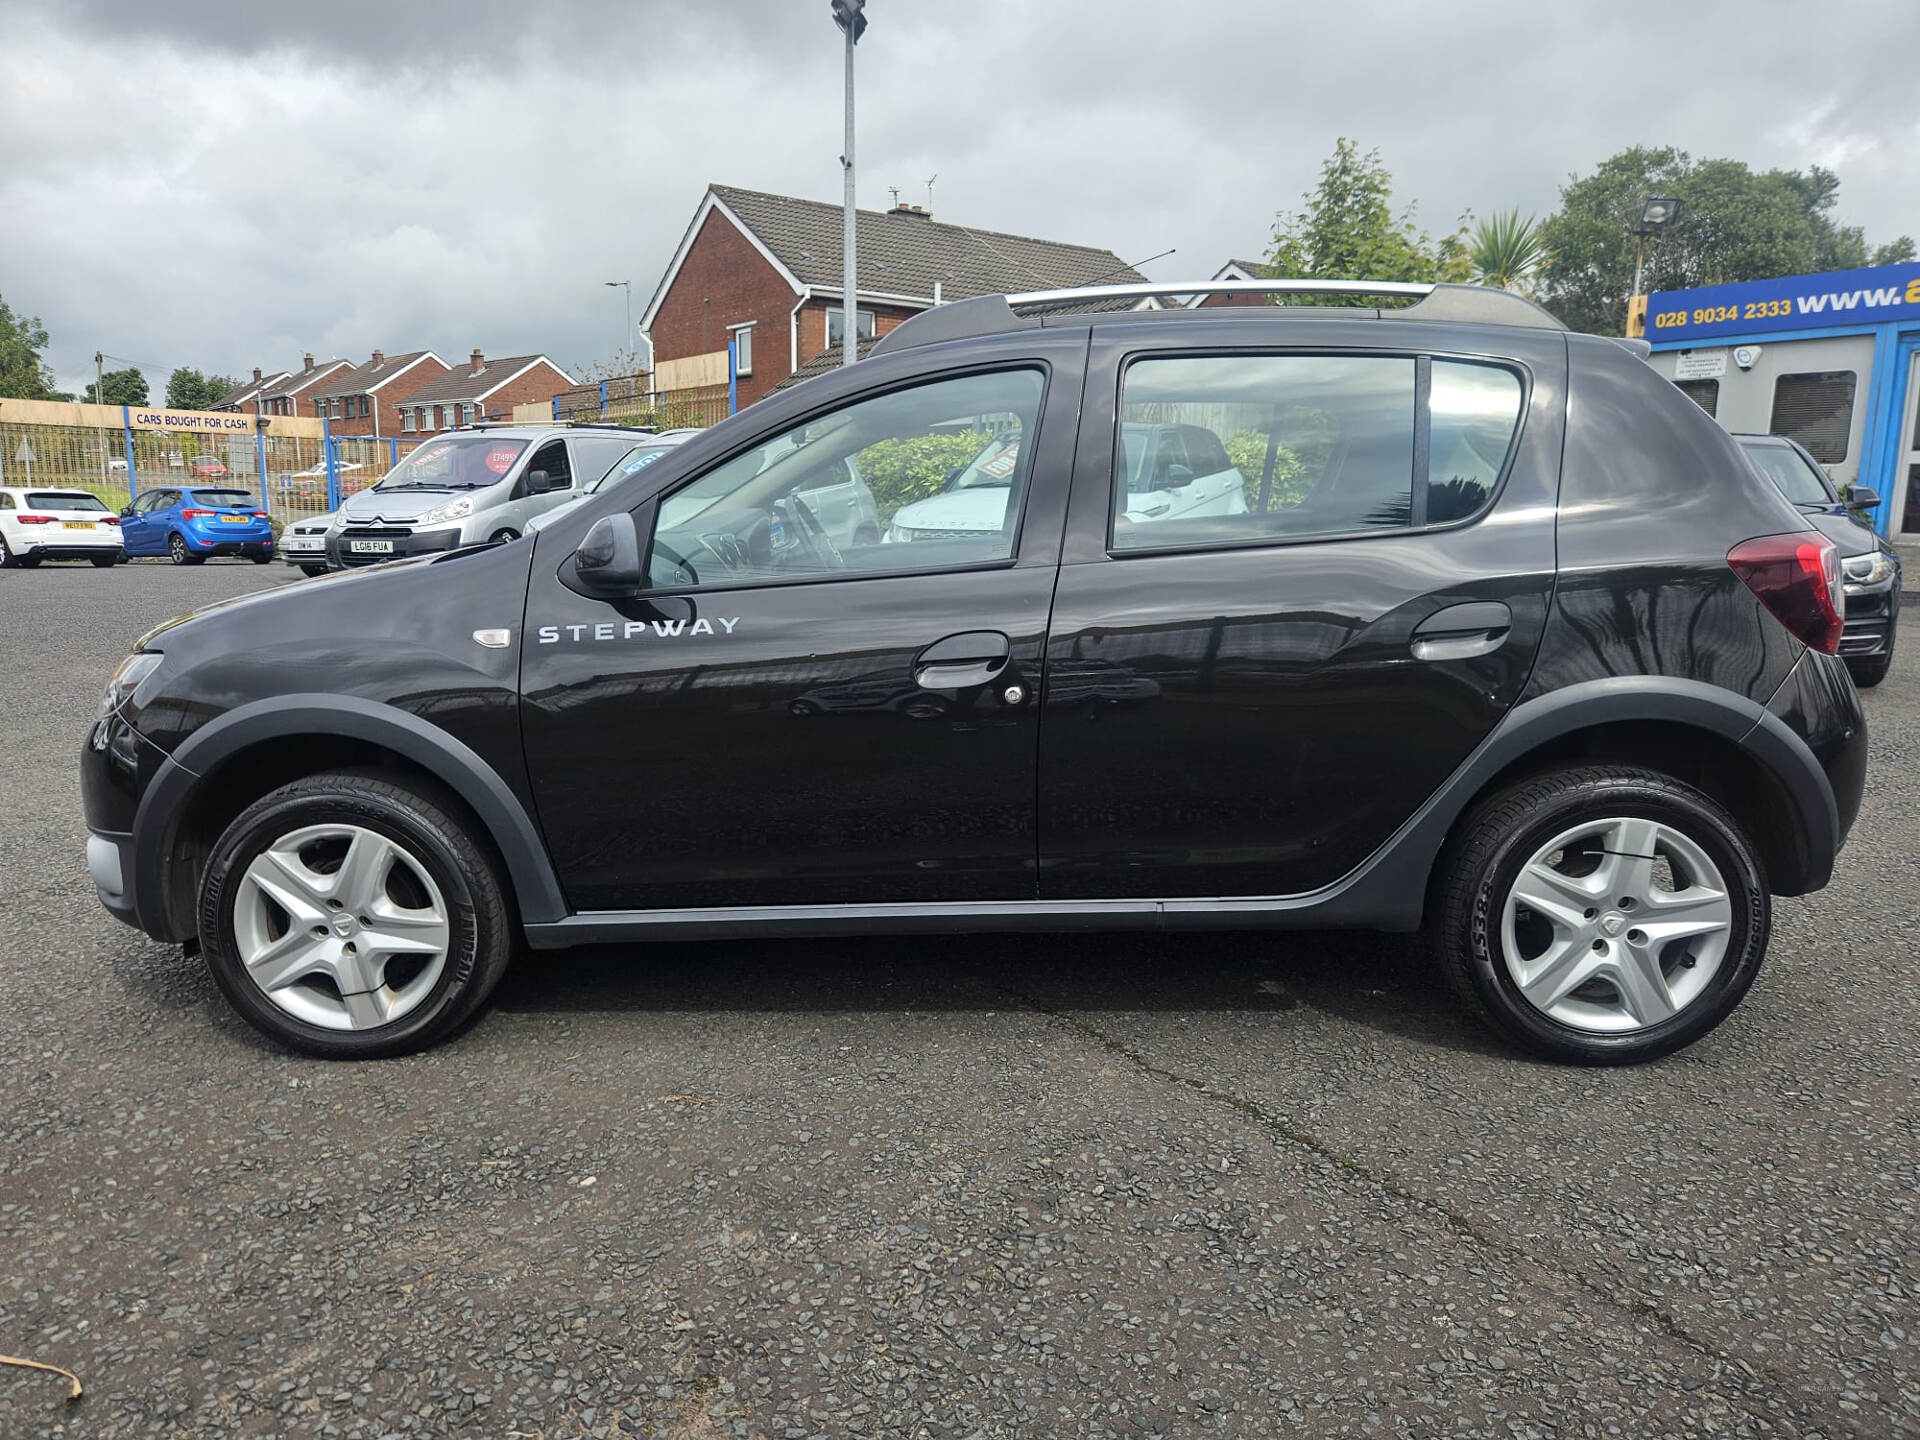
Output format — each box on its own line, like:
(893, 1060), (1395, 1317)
(299, 564), (328, 578)
(250, 550), (272, 565)
(1846, 652), (1891, 689)
(168, 533), (203, 566)
(197, 769), (516, 1059)
(488, 528), (519, 545)
(1431, 765), (1770, 1065)
(91, 554), (118, 568)
(0, 534), (13, 568)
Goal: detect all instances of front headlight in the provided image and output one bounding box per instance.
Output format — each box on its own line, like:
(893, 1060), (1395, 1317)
(886, 523), (912, 543)
(1842, 551), (1896, 586)
(99, 651), (162, 721)
(417, 495), (474, 526)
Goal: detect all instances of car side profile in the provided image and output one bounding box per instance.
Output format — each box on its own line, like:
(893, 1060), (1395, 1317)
(84, 279), (1867, 1066)
(119, 485), (274, 565)
(1734, 432), (1900, 688)
(0, 487), (123, 567)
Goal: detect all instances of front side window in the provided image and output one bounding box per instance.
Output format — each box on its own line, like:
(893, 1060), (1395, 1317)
(1110, 354), (1519, 551)
(1770, 371), (1855, 463)
(645, 368), (1045, 590)
(527, 439), (571, 489)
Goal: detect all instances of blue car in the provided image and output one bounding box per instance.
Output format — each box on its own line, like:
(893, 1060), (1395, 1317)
(119, 485), (275, 566)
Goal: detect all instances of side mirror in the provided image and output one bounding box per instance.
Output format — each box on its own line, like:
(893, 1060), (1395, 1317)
(119, 506), (133, 517)
(1164, 464), (1196, 489)
(1844, 488), (1881, 511)
(574, 511), (645, 590)
(525, 469), (556, 495)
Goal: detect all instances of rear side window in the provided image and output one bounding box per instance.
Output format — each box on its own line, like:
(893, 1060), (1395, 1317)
(1770, 371), (1855, 463)
(1111, 354), (1520, 550)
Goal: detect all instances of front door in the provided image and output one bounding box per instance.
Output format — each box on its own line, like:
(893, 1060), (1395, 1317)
(1039, 324), (1565, 900)
(520, 344), (1084, 913)
(121, 489), (169, 555)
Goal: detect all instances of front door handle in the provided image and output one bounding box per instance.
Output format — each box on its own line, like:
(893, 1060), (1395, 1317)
(1411, 601), (1512, 661)
(914, 630), (1010, 690)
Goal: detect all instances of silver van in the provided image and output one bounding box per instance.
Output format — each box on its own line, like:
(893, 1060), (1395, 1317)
(325, 426), (641, 569)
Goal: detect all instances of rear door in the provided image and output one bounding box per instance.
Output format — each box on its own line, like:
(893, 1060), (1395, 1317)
(1039, 317), (1565, 900)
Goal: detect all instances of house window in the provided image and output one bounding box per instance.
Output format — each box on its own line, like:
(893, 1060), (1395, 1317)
(401, 407), (415, 432)
(417, 407), (428, 431)
(826, 308), (876, 345)
(1675, 378), (1719, 417)
(729, 324), (755, 376)
(1769, 371), (1856, 463)
(462, 404), (476, 426)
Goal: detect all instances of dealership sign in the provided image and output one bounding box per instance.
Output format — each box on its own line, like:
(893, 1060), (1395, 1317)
(1647, 261), (1920, 342)
(129, 408), (259, 433)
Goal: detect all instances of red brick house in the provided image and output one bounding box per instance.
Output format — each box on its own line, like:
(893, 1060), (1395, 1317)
(1194, 259), (1281, 308)
(640, 184), (1147, 407)
(309, 350), (448, 436)
(395, 351), (576, 434)
(211, 367), (291, 414)
(255, 355), (353, 418)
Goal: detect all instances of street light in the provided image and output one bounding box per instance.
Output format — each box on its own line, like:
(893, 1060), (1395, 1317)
(604, 280), (631, 371)
(831, 0), (866, 368)
(1627, 197), (1683, 335)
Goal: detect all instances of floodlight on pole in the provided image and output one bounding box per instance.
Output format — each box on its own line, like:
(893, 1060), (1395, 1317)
(1628, 196), (1683, 326)
(832, 0), (866, 367)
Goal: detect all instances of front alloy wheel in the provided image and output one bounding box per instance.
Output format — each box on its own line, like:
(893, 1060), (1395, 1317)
(199, 769), (515, 1057)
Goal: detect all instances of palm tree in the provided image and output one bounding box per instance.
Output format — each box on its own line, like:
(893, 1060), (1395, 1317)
(1470, 210), (1549, 292)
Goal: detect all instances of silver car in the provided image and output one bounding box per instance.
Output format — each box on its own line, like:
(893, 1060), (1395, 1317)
(326, 426), (641, 569)
(526, 430), (703, 535)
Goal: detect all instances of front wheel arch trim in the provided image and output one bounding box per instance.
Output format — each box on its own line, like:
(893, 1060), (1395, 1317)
(132, 694), (567, 935)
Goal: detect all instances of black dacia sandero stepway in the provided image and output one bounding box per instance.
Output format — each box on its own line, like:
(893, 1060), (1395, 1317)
(83, 281), (1869, 1064)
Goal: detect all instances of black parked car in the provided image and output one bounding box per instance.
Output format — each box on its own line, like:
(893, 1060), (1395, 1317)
(1735, 433), (1901, 688)
(84, 280), (1867, 1065)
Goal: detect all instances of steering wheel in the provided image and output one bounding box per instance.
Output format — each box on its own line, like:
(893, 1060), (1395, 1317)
(782, 491), (844, 571)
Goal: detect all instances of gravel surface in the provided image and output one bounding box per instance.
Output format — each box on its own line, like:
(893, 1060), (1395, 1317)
(2, 557), (1915, 1438)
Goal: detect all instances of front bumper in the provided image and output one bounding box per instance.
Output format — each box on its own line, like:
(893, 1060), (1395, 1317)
(327, 524), (464, 569)
(1840, 575), (1900, 658)
(280, 534), (330, 566)
(87, 830), (140, 930)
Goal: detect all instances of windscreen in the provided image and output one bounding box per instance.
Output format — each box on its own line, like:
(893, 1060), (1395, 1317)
(375, 436), (529, 490)
(26, 491), (109, 512)
(589, 443), (678, 493)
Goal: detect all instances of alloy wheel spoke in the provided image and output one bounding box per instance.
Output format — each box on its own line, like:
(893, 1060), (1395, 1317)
(1510, 864), (1599, 929)
(330, 831), (395, 912)
(245, 929), (331, 992)
(243, 849), (330, 925)
(1611, 948), (1678, 1026)
(342, 986), (392, 1030)
(1519, 938), (1601, 1011)
(1599, 817), (1661, 901)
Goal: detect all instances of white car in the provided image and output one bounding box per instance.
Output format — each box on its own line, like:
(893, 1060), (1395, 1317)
(281, 510), (336, 577)
(887, 423), (1247, 542)
(0, 487), (125, 568)
(525, 431), (700, 535)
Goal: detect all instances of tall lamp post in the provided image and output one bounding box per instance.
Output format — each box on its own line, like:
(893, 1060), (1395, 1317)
(604, 280), (632, 370)
(1626, 197), (1682, 337)
(831, 0), (867, 367)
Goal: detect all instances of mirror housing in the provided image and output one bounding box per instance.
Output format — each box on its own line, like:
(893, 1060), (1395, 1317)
(119, 506), (134, 517)
(524, 468), (556, 495)
(574, 511), (645, 591)
(1164, 464), (1196, 489)
(1844, 488), (1880, 511)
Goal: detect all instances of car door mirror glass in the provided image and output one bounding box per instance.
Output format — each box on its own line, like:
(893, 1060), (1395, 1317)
(573, 511), (644, 591)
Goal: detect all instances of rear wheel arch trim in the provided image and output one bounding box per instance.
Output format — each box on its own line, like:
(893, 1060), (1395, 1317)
(133, 694), (568, 930)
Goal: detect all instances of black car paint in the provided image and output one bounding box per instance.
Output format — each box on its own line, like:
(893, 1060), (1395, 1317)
(83, 303), (1869, 950)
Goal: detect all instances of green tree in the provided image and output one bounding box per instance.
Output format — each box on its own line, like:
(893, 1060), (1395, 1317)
(1537, 145), (1916, 334)
(1266, 138), (1471, 300)
(0, 294), (57, 400)
(165, 366), (240, 410)
(81, 368), (149, 406)
(1469, 210), (1550, 292)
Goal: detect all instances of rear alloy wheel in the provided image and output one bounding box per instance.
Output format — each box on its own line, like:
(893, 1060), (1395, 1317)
(1433, 765), (1769, 1064)
(168, 533), (203, 566)
(198, 769), (515, 1058)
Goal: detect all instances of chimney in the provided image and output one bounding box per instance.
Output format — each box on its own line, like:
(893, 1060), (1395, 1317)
(371, 348), (385, 366)
(470, 348), (485, 375)
(303, 352), (314, 371)
(887, 202), (931, 221)
(251, 367), (262, 383)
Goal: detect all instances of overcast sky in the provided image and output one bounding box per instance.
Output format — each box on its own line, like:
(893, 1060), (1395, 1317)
(3, 0), (1914, 398)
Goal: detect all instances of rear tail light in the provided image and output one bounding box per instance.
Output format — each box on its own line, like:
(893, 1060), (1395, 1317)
(250, 511), (267, 519)
(181, 508), (215, 519)
(1727, 531), (1844, 654)
(103, 516), (121, 526)
(16, 514), (54, 524)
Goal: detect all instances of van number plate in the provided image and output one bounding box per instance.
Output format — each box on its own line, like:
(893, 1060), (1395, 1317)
(349, 539), (394, 554)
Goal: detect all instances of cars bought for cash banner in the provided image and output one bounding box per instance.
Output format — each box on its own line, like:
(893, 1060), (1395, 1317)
(1648, 261), (1920, 343)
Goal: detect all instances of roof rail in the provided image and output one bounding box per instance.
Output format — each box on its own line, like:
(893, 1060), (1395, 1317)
(871, 279), (1566, 357)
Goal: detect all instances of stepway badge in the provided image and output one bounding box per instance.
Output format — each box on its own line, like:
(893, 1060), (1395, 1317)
(536, 618), (740, 643)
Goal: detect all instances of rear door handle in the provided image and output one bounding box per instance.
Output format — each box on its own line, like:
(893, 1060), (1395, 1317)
(1411, 601), (1512, 661)
(914, 630), (1010, 690)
